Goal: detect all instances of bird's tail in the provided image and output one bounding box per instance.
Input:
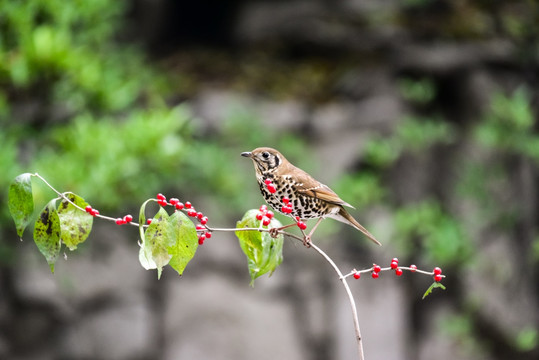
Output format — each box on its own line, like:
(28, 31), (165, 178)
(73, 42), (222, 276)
(333, 208), (382, 246)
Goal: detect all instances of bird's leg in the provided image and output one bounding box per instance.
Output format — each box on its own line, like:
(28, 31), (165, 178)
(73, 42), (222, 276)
(268, 223), (297, 238)
(303, 217), (324, 247)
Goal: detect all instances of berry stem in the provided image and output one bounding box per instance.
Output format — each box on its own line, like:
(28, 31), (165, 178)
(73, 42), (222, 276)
(341, 265), (446, 280)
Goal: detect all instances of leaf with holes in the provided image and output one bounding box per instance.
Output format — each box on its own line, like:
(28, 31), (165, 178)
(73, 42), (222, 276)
(8, 173), (34, 239)
(57, 193), (93, 250)
(34, 199), (61, 273)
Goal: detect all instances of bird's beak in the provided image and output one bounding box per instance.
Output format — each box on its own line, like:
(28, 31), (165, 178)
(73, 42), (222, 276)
(241, 151), (252, 158)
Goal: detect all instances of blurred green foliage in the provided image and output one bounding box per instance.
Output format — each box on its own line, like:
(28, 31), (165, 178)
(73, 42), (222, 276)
(338, 78), (536, 276)
(515, 327), (539, 352)
(0, 0), (188, 225)
(474, 87), (539, 161)
(398, 77), (437, 104)
(393, 200), (472, 265)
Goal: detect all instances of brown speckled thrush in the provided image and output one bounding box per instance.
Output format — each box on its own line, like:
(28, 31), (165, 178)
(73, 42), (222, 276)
(241, 147), (381, 246)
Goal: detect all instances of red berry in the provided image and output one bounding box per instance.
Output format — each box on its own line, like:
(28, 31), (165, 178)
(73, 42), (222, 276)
(297, 221), (307, 230)
(175, 202), (184, 210)
(373, 265), (381, 273)
(157, 199), (167, 207)
(282, 197), (289, 205)
(147, 219), (152, 225)
(390, 261), (399, 270)
(266, 211), (274, 219)
(205, 232), (212, 239)
(200, 216), (208, 225)
(156, 193), (166, 201)
(185, 201), (192, 209)
(169, 198), (179, 205)
(392, 257), (399, 263)
(198, 237), (205, 245)
(281, 204), (293, 214)
(115, 218), (125, 225)
(259, 205), (267, 212)
(196, 225), (205, 230)
(85, 205), (93, 213)
(262, 217), (271, 226)
(353, 272), (361, 279)
(395, 268), (403, 276)
(187, 209), (197, 217)
(256, 213), (264, 221)
(123, 214), (133, 223)
(90, 209), (99, 216)
(267, 184), (277, 193)
(196, 212), (204, 219)
(371, 272), (379, 279)
(410, 264), (417, 272)
(434, 274), (443, 282)
(264, 178), (272, 185)
(433, 267), (442, 275)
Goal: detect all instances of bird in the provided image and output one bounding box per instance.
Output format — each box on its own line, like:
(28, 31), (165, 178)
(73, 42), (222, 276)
(241, 147), (381, 246)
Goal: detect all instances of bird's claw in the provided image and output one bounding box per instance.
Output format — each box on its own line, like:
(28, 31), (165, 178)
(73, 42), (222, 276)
(269, 228), (280, 238)
(302, 235), (312, 248)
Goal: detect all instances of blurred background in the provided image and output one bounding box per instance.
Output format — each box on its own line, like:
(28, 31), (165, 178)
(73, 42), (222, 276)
(1, 0), (538, 359)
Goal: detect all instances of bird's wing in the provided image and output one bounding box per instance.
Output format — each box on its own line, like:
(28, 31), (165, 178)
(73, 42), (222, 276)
(292, 168), (354, 208)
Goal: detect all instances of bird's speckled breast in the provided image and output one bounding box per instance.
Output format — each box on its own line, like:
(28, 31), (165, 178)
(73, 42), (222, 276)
(257, 174), (334, 220)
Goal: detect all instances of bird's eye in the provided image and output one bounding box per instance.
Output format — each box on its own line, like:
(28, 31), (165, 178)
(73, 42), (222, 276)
(262, 152), (270, 159)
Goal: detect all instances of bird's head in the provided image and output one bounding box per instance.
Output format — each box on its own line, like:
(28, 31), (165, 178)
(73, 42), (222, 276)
(241, 147), (284, 173)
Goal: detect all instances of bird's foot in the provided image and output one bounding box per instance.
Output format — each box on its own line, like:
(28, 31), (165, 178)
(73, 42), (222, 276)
(302, 235), (312, 248)
(269, 227), (280, 238)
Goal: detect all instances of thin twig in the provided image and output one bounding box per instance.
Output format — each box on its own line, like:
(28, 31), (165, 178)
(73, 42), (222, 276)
(214, 224), (366, 359)
(33, 172), (140, 227)
(309, 242), (365, 360)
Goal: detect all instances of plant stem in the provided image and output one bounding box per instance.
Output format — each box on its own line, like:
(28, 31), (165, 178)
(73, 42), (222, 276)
(33, 172), (140, 227)
(309, 242), (365, 360)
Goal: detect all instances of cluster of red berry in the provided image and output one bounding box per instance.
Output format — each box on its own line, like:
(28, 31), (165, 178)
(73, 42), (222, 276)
(84, 205), (100, 217)
(256, 205), (275, 226)
(433, 267), (443, 282)
(280, 197), (293, 214)
(390, 257), (404, 276)
(115, 214), (133, 225)
(154, 193), (211, 245)
(351, 258), (443, 282)
(264, 178), (277, 193)
(262, 181), (307, 231)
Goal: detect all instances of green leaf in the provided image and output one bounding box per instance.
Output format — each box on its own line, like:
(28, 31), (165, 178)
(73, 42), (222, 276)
(422, 281), (446, 299)
(138, 198), (154, 246)
(139, 207), (171, 279)
(236, 209), (284, 285)
(138, 198), (155, 271)
(8, 173), (34, 239)
(57, 193), (93, 250)
(167, 211), (198, 276)
(33, 199), (61, 273)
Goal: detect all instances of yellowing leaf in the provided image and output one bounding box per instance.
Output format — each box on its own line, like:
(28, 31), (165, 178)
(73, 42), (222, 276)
(57, 193), (93, 250)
